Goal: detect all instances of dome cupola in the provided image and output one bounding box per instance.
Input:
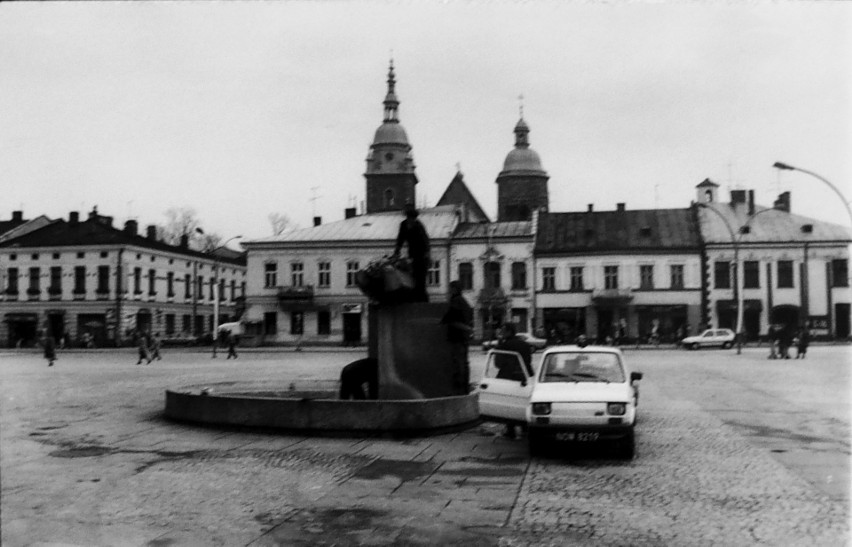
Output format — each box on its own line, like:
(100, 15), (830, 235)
(495, 110), (549, 221)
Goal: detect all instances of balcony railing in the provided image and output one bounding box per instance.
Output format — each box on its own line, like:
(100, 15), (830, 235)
(277, 285), (314, 302)
(591, 288), (633, 302)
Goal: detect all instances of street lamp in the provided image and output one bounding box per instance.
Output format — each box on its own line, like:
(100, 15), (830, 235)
(696, 203), (775, 354)
(211, 235), (242, 358)
(773, 162), (852, 227)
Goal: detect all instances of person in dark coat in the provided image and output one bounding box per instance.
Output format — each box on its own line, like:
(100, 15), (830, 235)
(494, 323), (533, 439)
(226, 331), (238, 359)
(778, 325), (792, 359)
(136, 330), (151, 365)
(441, 280), (474, 394)
(339, 358), (378, 400)
(796, 324), (810, 359)
(44, 331), (57, 367)
(393, 203), (430, 302)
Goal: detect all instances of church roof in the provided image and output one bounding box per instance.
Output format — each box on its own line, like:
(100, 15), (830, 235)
(536, 208), (701, 255)
(436, 171), (490, 223)
(498, 117), (547, 177)
(245, 205), (460, 245)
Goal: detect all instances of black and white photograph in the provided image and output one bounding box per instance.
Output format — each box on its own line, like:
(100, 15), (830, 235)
(1, 1), (850, 545)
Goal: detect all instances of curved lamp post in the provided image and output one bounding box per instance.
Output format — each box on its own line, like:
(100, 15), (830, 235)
(210, 235), (242, 358)
(697, 203), (775, 354)
(773, 162), (852, 227)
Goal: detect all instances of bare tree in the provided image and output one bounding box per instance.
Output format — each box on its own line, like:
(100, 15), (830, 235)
(196, 231), (223, 253)
(162, 207), (201, 245)
(269, 212), (293, 236)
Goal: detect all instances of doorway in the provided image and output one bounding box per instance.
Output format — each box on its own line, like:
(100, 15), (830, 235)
(342, 313), (362, 346)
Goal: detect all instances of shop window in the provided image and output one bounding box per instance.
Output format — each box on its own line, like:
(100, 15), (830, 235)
(317, 310), (331, 335)
(264, 312), (277, 335)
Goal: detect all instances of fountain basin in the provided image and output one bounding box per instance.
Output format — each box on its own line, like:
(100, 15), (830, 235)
(164, 382), (479, 434)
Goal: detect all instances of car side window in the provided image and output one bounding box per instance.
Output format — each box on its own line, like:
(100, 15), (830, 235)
(486, 350), (527, 382)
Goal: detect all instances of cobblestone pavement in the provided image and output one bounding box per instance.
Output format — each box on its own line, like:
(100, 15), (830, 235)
(0, 345), (849, 546)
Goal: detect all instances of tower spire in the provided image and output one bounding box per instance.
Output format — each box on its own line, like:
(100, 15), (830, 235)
(383, 58), (399, 122)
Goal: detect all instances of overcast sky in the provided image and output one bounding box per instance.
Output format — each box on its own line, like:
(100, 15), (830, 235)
(1, 1), (850, 245)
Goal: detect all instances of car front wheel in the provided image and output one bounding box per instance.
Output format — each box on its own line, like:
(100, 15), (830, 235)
(690, 342), (700, 350)
(722, 341), (733, 349)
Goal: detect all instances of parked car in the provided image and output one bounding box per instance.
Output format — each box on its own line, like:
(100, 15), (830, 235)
(681, 328), (735, 350)
(482, 332), (548, 351)
(478, 346), (642, 459)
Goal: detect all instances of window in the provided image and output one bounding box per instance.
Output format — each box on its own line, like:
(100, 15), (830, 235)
(384, 188), (395, 208)
(570, 266), (584, 291)
(427, 259), (441, 286)
(458, 262), (473, 291)
(28, 267), (40, 294)
(264, 262), (277, 288)
(604, 266), (619, 290)
(511, 262), (527, 290)
(182, 314), (191, 334)
(670, 265), (684, 289)
(484, 262), (501, 289)
(49, 266), (62, 294)
(542, 267), (556, 291)
(291, 262), (304, 287)
(219, 279), (225, 301)
(9, 254), (16, 261)
(197, 275), (204, 299)
(52, 253), (60, 260)
(291, 311), (304, 335)
(74, 266), (86, 294)
(714, 261), (731, 289)
(209, 278), (215, 300)
(777, 260), (794, 288)
(97, 266), (110, 293)
(263, 312), (277, 335)
(77, 252), (85, 259)
(165, 314), (175, 336)
(167, 272), (174, 297)
(230, 279), (236, 301)
(133, 267), (142, 294)
(317, 310), (331, 335)
(318, 261), (331, 288)
(743, 261), (760, 289)
(832, 259), (849, 287)
(100, 251), (108, 258)
(184, 274), (192, 298)
(148, 269), (156, 295)
(6, 267), (18, 294)
(31, 253), (39, 260)
(640, 265), (654, 290)
(346, 261), (359, 287)
(241, 282), (246, 298)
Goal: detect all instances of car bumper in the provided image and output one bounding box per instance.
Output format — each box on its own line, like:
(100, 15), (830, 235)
(527, 423), (634, 442)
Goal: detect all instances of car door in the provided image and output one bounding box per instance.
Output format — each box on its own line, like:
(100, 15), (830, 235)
(478, 350), (533, 422)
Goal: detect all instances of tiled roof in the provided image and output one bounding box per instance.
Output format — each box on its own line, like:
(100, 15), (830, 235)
(0, 217), (245, 265)
(698, 203), (852, 244)
(245, 205), (460, 245)
(535, 209), (701, 254)
(453, 221), (531, 239)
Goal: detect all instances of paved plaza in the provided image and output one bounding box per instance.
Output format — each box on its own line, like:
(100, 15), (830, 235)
(1, 345), (849, 546)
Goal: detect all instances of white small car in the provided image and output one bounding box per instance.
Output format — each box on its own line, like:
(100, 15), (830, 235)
(482, 332), (548, 352)
(478, 346), (642, 459)
(681, 328), (736, 350)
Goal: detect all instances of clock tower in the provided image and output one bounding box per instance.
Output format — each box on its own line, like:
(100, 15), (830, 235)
(364, 60), (418, 214)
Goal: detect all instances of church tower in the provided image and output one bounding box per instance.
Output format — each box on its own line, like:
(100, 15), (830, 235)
(496, 115), (549, 221)
(364, 60), (418, 214)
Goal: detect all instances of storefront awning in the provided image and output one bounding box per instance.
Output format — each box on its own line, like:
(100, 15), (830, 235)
(715, 299), (763, 312)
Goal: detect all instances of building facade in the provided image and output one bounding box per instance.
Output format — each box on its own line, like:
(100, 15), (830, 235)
(0, 209), (246, 348)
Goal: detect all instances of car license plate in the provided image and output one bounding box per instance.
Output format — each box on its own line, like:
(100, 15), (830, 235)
(555, 432), (598, 442)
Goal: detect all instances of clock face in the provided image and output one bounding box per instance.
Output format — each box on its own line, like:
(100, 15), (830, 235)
(385, 152), (394, 161)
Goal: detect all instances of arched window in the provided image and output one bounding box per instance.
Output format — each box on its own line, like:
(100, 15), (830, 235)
(384, 189), (395, 208)
(705, 189), (714, 202)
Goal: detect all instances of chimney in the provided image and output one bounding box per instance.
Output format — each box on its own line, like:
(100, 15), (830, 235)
(69, 212), (79, 224)
(313, 216), (322, 226)
(730, 190), (747, 205)
(616, 203), (625, 212)
(774, 191), (790, 213)
(179, 234), (189, 248)
(12, 211), (23, 222)
(345, 207), (357, 219)
(747, 190), (755, 216)
(587, 204), (594, 212)
(124, 219), (138, 235)
(146, 225), (157, 240)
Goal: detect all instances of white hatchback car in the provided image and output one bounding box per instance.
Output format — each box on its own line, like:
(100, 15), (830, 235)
(478, 346), (642, 459)
(481, 332), (548, 351)
(681, 328), (736, 350)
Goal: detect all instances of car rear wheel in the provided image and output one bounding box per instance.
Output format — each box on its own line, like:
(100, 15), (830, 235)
(528, 430), (547, 457)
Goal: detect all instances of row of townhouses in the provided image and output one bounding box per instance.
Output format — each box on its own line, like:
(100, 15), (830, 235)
(0, 209), (246, 348)
(2, 62), (849, 348)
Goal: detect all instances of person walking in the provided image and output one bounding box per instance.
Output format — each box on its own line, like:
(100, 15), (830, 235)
(495, 323), (533, 439)
(795, 323), (810, 359)
(767, 324), (778, 359)
(136, 330), (151, 365)
(226, 331), (238, 360)
(150, 333), (163, 361)
(44, 331), (57, 367)
(441, 280), (474, 395)
(392, 203), (431, 303)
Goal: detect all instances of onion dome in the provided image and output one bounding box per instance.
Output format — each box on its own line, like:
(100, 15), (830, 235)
(499, 117), (547, 176)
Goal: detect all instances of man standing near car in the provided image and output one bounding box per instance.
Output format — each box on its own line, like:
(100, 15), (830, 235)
(441, 280), (473, 394)
(495, 323), (533, 439)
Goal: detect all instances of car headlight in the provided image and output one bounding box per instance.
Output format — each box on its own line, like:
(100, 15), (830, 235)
(607, 403), (626, 416)
(531, 402), (552, 415)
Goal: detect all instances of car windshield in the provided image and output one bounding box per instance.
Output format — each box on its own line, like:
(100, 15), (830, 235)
(539, 352), (625, 383)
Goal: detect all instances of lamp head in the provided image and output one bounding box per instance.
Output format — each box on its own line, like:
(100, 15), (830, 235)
(773, 162), (795, 171)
